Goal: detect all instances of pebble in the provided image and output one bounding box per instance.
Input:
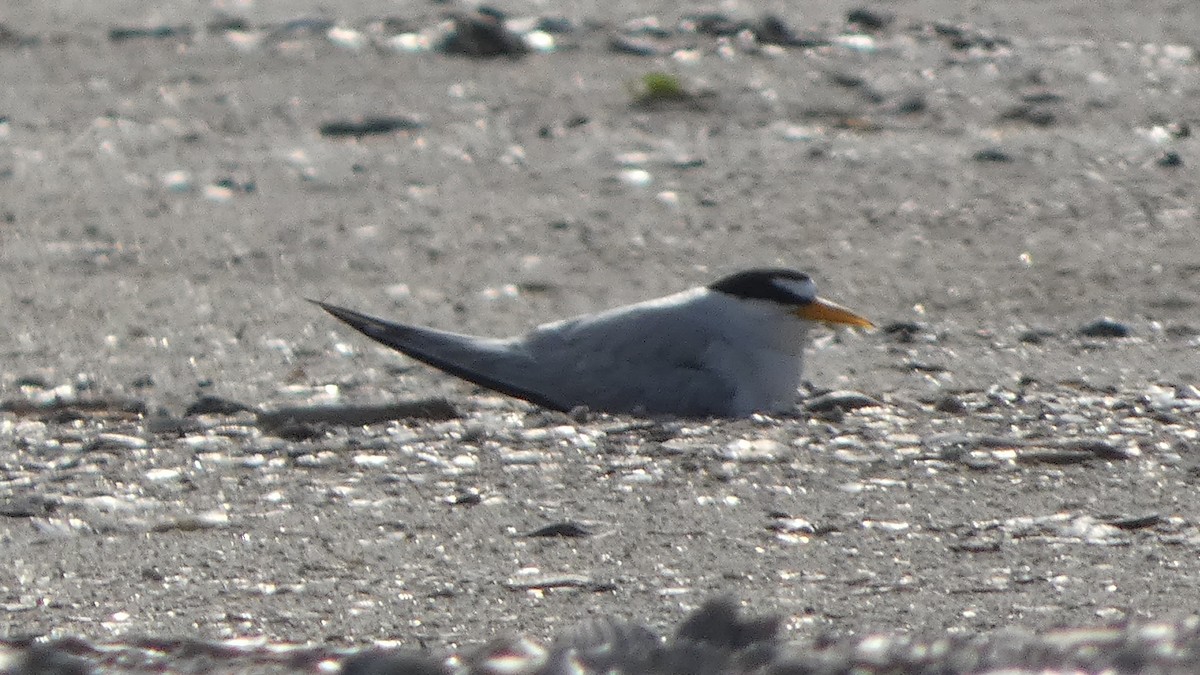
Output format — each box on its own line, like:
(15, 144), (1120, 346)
(186, 395), (254, 416)
(1157, 151), (1183, 168)
(804, 390), (879, 413)
(319, 116), (423, 138)
(846, 8), (895, 31)
(437, 9), (529, 58)
(1079, 318), (1133, 338)
(973, 147), (1014, 162)
(527, 522), (593, 538)
(934, 395), (968, 414)
(881, 321), (923, 342)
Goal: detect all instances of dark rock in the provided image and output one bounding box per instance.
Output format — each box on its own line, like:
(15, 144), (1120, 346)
(893, 95), (927, 114)
(847, 8), (895, 31)
(934, 395), (968, 414)
(756, 14), (826, 47)
(1079, 317), (1132, 338)
(185, 395), (254, 416)
(130, 374), (155, 389)
(683, 12), (748, 37)
(14, 374), (49, 388)
(882, 321), (923, 342)
(527, 521), (593, 538)
(803, 390), (879, 413)
(535, 17), (576, 34)
(206, 14), (249, 33)
(1019, 328), (1056, 344)
(0, 22), (39, 47)
(930, 22), (1011, 50)
(1157, 150), (1183, 167)
(974, 147), (1014, 162)
(108, 24), (193, 42)
(1103, 514), (1163, 530)
(438, 8), (528, 58)
(999, 104), (1057, 127)
(319, 116), (423, 139)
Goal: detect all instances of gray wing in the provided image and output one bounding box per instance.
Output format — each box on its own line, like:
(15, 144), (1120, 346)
(312, 301), (571, 411)
(521, 308), (738, 416)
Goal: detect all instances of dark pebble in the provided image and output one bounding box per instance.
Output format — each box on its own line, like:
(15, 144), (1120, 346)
(906, 361), (948, 373)
(1020, 89), (1064, 104)
(0, 23), (39, 47)
(109, 24), (193, 42)
(1079, 317), (1132, 338)
(527, 521), (593, 538)
(1157, 150), (1183, 168)
(881, 321), (922, 342)
(756, 14), (827, 47)
(185, 394), (254, 416)
(803, 390), (879, 413)
(272, 421), (325, 441)
(535, 16), (576, 34)
(1103, 514), (1163, 531)
(682, 12), (748, 37)
(319, 116), (423, 139)
(451, 492), (483, 506)
(1019, 328), (1056, 344)
(999, 104), (1057, 127)
(893, 95), (927, 114)
(930, 22), (1010, 50)
(14, 374), (49, 388)
(973, 147), (1013, 162)
(1060, 438), (1131, 460)
(934, 395), (968, 414)
(130, 374), (155, 389)
(846, 8), (895, 31)
(206, 14), (249, 33)
(438, 9), (528, 58)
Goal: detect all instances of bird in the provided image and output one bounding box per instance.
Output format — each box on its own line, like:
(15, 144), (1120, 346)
(312, 269), (873, 417)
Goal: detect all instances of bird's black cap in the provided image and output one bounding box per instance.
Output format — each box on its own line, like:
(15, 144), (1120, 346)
(708, 269), (815, 305)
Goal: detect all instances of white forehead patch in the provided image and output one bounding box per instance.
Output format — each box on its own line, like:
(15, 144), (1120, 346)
(771, 276), (816, 301)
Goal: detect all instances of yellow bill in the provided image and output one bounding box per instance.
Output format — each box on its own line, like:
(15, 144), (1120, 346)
(794, 298), (875, 329)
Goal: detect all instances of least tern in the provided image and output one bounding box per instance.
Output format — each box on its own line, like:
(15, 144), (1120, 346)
(313, 269), (873, 417)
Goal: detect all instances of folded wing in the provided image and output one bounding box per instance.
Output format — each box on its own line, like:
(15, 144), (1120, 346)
(312, 300), (570, 411)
